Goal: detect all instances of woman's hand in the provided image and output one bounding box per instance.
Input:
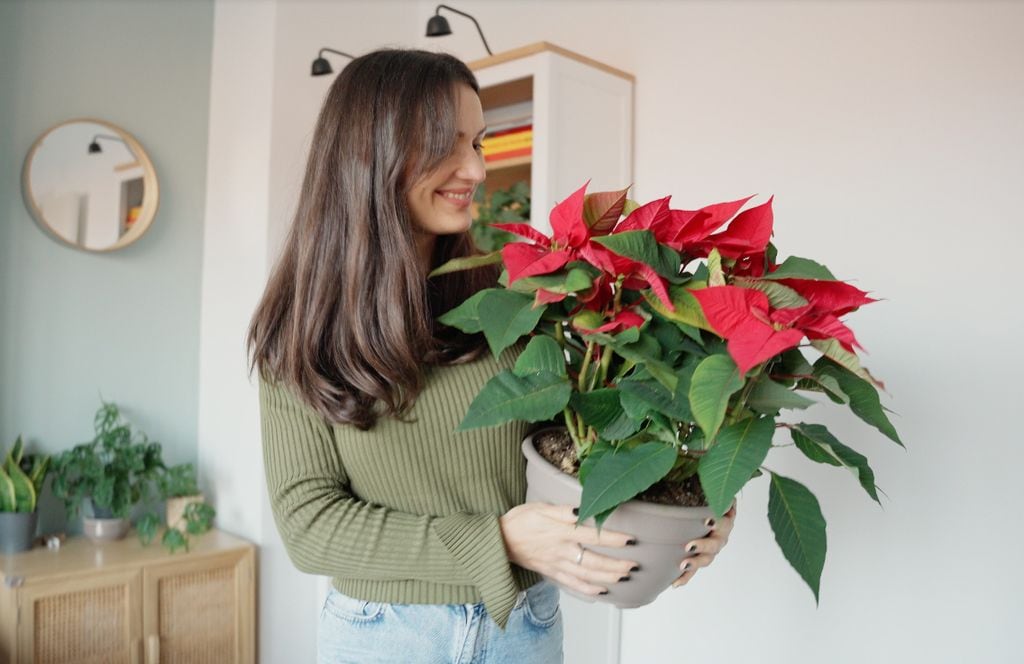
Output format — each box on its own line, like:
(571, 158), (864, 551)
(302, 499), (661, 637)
(672, 504), (737, 588)
(500, 503), (639, 597)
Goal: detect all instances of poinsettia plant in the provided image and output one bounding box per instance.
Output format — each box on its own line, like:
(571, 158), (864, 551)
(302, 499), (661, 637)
(432, 181), (901, 601)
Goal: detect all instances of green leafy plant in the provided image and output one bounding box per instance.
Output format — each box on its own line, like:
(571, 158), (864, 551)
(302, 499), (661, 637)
(470, 180), (530, 252)
(137, 500), (215, 554)
(51, 402), (165, 519)
(0, 437), (50, 513)
(433, 182), (901, 602)
(159, 462), (201, 498)
(52, 401), (216, 553)
(140, 462), (215, 553)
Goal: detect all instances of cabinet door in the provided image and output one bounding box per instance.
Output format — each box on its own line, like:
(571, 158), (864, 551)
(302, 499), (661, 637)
(142, 549), (254, 664)
(16, 568), (142, 664)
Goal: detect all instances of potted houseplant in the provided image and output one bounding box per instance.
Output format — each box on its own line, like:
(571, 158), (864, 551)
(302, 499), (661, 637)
(0, 437), (50, 554)
(434, 182), (901, 607)
(136, 462), (216, 553)
(470, 180), (530, 252)
(51, 401), (166, 542)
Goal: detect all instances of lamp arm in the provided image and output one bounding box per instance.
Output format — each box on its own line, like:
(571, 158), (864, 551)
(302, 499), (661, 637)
(435, 4), (493, 55)
(91, 134), (125, 144)
(318, 47), (356, 60)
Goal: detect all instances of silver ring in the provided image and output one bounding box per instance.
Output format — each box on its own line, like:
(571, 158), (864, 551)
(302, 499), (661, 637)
(574, 543), (585, 565)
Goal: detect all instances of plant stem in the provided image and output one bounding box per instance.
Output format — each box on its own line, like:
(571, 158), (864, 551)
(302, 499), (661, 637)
(563, 408), (584, 456)
(578, 340), (595, 392)
(727, 363), (764, 426)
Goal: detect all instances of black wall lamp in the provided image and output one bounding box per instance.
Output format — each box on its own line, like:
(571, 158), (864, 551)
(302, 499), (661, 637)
(87, 134), (127, 155)
(426, 4), (493, 56)
(311, 47), (356, 76)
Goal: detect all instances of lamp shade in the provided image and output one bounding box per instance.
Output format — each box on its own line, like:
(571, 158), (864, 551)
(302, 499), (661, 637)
(425, 14), (452, 37)
(311, 57), (333, 76)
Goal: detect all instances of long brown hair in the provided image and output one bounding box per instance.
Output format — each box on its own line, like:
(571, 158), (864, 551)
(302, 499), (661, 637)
(247, 49), (494, 430)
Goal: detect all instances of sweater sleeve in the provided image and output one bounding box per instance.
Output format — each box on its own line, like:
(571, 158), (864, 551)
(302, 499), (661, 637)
(259, 378), (521, 627)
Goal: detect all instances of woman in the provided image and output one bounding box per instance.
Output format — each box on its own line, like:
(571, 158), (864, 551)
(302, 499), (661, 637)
(248, 49), (735, 664)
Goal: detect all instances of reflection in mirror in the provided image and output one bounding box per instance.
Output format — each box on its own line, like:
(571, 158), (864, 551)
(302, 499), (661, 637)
(21, 119), (159, 252)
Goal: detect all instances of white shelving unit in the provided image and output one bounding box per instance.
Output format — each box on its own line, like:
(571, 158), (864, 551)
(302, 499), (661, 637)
(470, 42), (635, 664)
(470, 42), (634, 235)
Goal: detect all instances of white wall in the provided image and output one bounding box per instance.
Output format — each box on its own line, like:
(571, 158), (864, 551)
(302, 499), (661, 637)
(200, 1), (1023, 662)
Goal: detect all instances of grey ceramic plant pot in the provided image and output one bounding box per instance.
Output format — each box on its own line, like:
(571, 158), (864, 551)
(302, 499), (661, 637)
(522, 429), (713, 608)
(82, 516), (130, 543)
(0, 512), (38, 554)
(83, 498), (130, 543)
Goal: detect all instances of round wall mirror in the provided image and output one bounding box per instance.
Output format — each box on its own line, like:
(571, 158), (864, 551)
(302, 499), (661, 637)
(21, 118), (159, 252)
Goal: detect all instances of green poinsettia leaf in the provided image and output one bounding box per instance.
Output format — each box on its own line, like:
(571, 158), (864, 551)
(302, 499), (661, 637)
(511, 267), (594, 295)
(583, 186), (630, 235)
(428, 251), (502, 277)
(812, 360), (902, 446)
(578, 439), (614, 485)
(697, 417), (775, 517)
(437, 288), (495, 334)
(734, 278), (808, 309)
(514, 335), (567, 377)
(570, 389), (642, 440)
(689, 354), (744, 440)
(746, 375), (816, 414)
(763, 256), (837, 281)
(790, 423), (880, 503)
(618, 368), (693, 422)
(458, 370), (570, 430)
(810, 339), (886, 392)
(578, 442), (677, 523)
(590, 230), (679, 278)
(478, 290), (547, 358)
(768, 473), (827, 603)
(707, 249), (726, 287)
(644, 285), (713, 336)
(593, 333), (678, 393)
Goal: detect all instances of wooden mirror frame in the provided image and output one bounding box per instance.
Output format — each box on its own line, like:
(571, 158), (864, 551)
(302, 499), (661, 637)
(21, 118), (160, 253)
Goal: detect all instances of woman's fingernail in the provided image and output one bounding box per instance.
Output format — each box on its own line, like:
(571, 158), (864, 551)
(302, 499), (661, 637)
(599, 590), (609, 595)
(686, 544), (697, 553)
(630, 565), (640, 572)
(704, 518), (716, 528)
(572, 507), (579, 516)
(680, 562), (691, 572)
(619, 576), (631, 582)
(626, 539), (637, 546)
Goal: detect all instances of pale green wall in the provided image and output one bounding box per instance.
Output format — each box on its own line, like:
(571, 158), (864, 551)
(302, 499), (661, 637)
(0, 0), (214, 533)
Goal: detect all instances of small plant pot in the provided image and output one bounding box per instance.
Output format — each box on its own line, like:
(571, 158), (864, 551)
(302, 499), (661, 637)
(165, 494), (204, 532)
(0, 512), (39, 554)
(82, 516), (131, 543)
(522, 429), (713, 609)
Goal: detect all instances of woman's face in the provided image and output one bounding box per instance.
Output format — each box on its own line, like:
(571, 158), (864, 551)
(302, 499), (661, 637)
(406, 84), (487, 237)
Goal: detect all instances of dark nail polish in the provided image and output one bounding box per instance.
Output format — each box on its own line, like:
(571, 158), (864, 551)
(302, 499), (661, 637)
(705, 518), (716, 528)
(572, 507), (579, 516)
(686, 544), (697, 553)
(599, 590), (609, 595)
(626, 539), (637, 546)
(630, 565), (640, 572)
(619, 575), (630, 582)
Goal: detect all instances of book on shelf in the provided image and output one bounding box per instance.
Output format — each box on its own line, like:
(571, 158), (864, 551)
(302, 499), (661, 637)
(483, 101), (532, 133)
(482, 129), (533, 149)
(484, 146), (531, 163)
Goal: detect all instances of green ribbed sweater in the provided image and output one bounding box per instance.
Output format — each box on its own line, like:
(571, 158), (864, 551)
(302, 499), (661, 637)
(259, 349), (541, 629)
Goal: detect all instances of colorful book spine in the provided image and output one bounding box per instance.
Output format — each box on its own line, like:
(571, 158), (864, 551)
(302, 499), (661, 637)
(484, 146), (531, 163)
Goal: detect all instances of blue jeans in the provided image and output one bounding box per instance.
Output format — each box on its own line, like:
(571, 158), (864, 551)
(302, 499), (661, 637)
(317, 580), (564, 664)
